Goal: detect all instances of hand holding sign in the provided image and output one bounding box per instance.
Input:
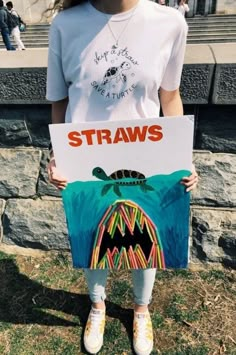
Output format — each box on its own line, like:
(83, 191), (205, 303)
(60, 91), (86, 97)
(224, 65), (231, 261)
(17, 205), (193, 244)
(47, 158), (68, 190)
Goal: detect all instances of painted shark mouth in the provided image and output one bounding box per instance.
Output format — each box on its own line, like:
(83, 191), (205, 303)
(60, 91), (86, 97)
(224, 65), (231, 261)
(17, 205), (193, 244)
(90, 200), (165, 269)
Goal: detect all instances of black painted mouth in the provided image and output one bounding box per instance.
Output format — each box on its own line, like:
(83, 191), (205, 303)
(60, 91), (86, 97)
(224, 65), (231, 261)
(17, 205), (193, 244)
(98, 223), (153, 264)
(90, 200), (165, 269)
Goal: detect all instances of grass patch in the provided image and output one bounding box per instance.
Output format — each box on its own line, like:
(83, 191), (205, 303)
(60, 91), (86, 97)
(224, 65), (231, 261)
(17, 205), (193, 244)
(199, 269), (228, 281)
(152, 311), (165, 328)
(109, 279), (133, 304)
(166, 293), (201, 323)
(0, 252), (235, 354)
(102, 319), (131, 353)
(163, 344), (209, 355)
(0, 322), (12, 332)
(0, 251), (15, 261)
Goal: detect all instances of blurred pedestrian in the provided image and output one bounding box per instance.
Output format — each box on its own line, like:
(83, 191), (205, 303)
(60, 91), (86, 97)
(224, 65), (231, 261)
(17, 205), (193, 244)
(0, 0), (15, 50)
(175, 0), (189, 16)
(6, 1), (25, 50)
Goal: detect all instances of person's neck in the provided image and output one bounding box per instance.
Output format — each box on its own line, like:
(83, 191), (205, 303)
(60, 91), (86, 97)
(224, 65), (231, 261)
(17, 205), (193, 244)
(91, 0), (140, 14)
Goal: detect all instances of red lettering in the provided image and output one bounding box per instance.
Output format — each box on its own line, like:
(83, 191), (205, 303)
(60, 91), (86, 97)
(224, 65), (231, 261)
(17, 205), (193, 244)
(68, 125), (163, 147)
(81, 129), (96, 145)
(68, 131), (82, 147)
(113, 127), (129, 144)
(126, 125), (148, 142)
(97, 129), (112, 144)
(148, 125), (163, 142)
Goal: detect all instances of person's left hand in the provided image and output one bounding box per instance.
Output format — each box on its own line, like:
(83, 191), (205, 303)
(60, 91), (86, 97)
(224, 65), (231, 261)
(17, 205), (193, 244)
(181, 164), (199, 192)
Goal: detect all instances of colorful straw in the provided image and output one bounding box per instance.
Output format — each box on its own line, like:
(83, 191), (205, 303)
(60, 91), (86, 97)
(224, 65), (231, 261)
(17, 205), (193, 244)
(90, 200), (165, 270)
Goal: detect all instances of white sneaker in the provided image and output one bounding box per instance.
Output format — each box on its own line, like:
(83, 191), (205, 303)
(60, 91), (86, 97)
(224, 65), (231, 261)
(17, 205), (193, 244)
(83, 307), (106, 354)
(133, 311), (153, 355)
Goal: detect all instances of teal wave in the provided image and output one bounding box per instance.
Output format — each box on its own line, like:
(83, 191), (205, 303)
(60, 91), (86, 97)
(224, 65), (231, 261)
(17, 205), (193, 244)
(62, 170), (191, 269)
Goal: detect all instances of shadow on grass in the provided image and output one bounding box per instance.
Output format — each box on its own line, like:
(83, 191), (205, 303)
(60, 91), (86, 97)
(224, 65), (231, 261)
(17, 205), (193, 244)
(0, 258), (134, 347)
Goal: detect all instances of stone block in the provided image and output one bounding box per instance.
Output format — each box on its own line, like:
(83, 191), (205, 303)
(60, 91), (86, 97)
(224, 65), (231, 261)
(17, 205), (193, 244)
(2, 198), (69, 250)
(38, 150), (62, 197)
(26, 116), (51, 147)
(195, 105), (236, 153)
(191, 207), (236, 268)
(210, 43), (236, 104)
(0, 119), (31, 146)
(0, 68), (47, 104)
(192, 152), (236, 207)
(0, 105), (51, 147)
(0, 148), (41, 198)
(181, 65), (215, 104)
(0, 199), (6, 242)
(181, 45), (215, 104)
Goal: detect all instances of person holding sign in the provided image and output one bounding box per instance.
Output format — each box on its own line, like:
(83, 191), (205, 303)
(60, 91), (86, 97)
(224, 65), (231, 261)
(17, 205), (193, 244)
(46, 0), (198, 354)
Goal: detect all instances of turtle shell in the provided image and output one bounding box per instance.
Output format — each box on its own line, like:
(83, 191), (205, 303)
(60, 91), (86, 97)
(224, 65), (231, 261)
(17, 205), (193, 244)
(104, 67), (118, 78)
(110, 170), (145, 180)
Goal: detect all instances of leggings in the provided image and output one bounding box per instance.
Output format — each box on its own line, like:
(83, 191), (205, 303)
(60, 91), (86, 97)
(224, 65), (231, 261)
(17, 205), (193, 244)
(84, 268), (156, 305)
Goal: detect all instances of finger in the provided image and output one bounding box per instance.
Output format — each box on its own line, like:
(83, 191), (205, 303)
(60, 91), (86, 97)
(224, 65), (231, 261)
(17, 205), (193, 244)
(186, 181), (198, 192)
(181, 172), (198, 181)
(181, 175), (198, 183)
(50, 177), (68, 184)
(48, 172), (67, 184)
(50, 182), (67, 190)
(57, 185), (67, 190)
(182, 177), (198, 187)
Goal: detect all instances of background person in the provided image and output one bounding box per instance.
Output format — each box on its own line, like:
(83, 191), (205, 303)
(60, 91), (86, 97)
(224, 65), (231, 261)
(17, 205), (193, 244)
(6, 1), (25, 50)
(175, 0), (189, 17)
(46, 0), (198, 354)
(0, 0), (15, 50)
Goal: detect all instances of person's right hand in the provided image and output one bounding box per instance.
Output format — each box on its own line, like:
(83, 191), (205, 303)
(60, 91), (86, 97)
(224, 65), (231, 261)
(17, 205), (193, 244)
(47, 158), (68, 190)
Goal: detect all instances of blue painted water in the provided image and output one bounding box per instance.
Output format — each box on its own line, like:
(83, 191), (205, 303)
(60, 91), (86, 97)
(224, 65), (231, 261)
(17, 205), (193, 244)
(62, 170), (191, 269)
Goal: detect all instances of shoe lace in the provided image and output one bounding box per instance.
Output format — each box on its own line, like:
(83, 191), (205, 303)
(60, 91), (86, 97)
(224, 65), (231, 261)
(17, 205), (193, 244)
(88, 311), (103, 337)
(136, 316), (149, 342)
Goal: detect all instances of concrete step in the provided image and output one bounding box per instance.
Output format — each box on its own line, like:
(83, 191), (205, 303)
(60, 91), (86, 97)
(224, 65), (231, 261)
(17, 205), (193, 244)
(0, 43), (48, 48)
(187, 39), (236, 43)
(187, 22), (236, 27)
(188, 32), (236, 37)
(187, 15), (236, 21)
(188, 23), (236, 27)
(7, 39), (49, 45)
(2, 15), (236, 48)
(188, 29), (236, 36)
(12, 35), (49, 40)
(187, 38), (236, 43)
(21, 29), (50, 33)
(187, 18), (236, 22)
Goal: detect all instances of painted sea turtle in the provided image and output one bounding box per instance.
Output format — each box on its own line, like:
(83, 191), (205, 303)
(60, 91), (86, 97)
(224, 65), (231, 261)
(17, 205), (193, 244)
(102, 61), (131, 85)
(92, 167), (154, 197)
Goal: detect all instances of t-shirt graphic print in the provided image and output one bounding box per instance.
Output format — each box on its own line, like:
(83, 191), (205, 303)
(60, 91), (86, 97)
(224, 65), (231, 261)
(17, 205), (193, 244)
(91, 45), (139, 101)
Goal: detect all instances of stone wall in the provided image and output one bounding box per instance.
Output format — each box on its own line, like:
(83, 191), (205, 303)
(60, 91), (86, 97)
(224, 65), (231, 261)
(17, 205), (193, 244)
(0, 45), (235, 268)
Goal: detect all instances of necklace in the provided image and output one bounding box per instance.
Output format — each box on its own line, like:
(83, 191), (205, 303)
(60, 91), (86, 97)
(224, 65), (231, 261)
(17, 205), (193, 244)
(101, 2), (139, 48)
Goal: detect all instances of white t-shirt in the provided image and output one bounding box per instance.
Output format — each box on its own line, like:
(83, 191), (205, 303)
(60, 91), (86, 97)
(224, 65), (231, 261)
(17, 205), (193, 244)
(46, 0), (188, 123)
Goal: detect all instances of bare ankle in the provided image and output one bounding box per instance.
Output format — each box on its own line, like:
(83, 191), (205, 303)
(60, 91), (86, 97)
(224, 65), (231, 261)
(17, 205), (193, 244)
(134, 304), (148, 313)
(92, 301), (106, 310)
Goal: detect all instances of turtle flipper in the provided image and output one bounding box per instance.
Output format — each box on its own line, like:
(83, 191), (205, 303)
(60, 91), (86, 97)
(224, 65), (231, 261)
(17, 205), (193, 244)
(140, 184), (154, 193)
(101, 184), (113, 196)
(113, 184), (122, 197)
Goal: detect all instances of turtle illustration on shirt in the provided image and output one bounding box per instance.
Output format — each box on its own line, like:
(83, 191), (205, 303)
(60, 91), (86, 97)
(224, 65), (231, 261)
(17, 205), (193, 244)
(102, 61), (131, 85)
